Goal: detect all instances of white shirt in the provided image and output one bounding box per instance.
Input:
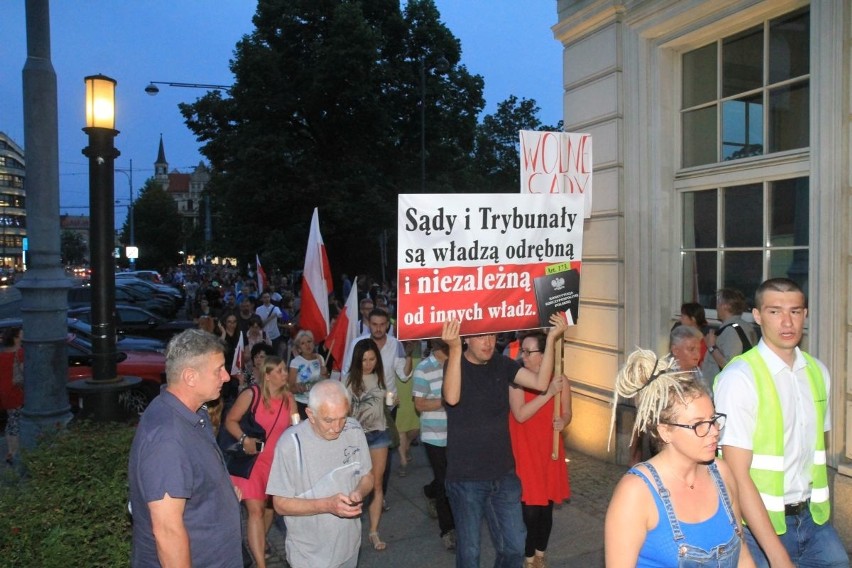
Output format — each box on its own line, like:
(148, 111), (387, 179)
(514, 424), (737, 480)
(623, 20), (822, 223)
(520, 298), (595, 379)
(714, 340), (831, 503)
(255, 304), (282, 340)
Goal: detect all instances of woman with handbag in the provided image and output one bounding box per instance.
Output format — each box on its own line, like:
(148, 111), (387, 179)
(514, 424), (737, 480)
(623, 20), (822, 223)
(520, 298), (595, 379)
(224, 355), (294, 568)
(345, 338), (391, 551)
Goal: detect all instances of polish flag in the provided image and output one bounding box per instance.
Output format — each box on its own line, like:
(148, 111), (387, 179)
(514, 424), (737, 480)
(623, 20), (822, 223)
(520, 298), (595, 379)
(299, 208), (333, 342)
(327, 281), (359, 372)
(256, 254), (268, 294)
(230, 331), (245, 376)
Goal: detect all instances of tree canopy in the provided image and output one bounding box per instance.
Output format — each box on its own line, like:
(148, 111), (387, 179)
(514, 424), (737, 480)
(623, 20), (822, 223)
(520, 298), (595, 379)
(60, 230), (87, 266)
(118, 179), (183, 271)
(180, 0), (557, 278)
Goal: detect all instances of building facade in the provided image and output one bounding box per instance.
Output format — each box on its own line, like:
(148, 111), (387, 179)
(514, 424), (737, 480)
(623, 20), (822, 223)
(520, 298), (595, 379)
(153, 135), (210, 230)
(554, 0), (851, 545)
(0, 132), (26, 269)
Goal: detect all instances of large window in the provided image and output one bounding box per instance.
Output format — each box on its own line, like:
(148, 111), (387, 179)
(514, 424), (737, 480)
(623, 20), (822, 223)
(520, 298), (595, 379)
(679, 7), (810, 309)
(681, 8), (809, 168)
(681, 177), (808, 308)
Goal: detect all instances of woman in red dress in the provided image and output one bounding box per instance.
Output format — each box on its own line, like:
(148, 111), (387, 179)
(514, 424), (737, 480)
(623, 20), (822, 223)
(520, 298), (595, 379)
(509, 331), (572, 568)
(224, 355), (294, 568)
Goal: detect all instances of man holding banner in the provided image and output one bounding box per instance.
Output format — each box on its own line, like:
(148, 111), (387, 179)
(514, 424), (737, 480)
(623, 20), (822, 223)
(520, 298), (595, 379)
(441, 314), (568, 568)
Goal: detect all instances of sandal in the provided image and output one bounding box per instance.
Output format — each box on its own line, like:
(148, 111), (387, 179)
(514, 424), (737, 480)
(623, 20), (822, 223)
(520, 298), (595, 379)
(368, 531), (387, 551)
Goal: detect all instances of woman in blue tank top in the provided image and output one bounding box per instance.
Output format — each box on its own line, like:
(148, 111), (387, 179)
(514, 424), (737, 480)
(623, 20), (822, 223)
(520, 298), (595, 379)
(604, 348), (755, 567)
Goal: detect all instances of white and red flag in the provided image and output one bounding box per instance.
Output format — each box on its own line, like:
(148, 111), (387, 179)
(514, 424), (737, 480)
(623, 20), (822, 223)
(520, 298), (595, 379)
(256, 254), (268, 294)
(327, 281), (359, 372)
(230, 331), (245, 376)
(299, 208), (333, 342)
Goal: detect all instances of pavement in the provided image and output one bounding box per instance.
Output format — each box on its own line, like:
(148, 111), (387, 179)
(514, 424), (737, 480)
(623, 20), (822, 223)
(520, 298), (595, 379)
(261, 445), (627, 568)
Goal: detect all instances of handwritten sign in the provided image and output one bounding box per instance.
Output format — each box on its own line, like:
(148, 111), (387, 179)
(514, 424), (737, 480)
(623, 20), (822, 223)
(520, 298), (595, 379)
(519, 131), (593, 218)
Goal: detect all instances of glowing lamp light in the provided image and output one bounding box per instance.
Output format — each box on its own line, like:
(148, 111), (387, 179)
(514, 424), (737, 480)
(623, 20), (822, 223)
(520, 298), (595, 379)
(85, 74), (116, 130)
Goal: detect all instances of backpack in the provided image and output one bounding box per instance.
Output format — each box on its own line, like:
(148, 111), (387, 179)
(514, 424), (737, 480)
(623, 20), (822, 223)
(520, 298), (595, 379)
(716, 321), (761, 353)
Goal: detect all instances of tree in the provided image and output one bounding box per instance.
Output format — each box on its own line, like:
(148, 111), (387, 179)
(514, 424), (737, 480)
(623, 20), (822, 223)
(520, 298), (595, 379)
(180, 0), (484, 278)
(60, 230), (87, 266)
(473, 95), (563, 192)
(118, 179), (183, 271)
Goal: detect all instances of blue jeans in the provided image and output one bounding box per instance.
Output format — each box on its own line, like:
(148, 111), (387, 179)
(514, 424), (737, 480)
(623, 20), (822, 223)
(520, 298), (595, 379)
(744, 508), (849, 568)
(446, 471), (526, 568)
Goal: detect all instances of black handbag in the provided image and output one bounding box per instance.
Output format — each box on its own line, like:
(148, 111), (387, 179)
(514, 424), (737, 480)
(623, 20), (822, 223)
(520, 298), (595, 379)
(217, 385), (268, 479)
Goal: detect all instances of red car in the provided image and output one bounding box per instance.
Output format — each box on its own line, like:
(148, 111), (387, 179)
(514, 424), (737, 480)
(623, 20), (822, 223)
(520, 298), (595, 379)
(66, 334), (166, 415)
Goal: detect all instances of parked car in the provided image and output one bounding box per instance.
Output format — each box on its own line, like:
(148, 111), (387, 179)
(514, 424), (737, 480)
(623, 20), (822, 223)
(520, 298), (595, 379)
(115, 270), (162, 283)
(68, 318), (165, 353)
(68, 285), (176, 318)
(69, 305), (195, 342)
(66, 334), (166, 414)
(116, 277), (183, 310)
(0, 268), (16, 286)
(0, 318), (166, 415)
(0, 317), (165, 353)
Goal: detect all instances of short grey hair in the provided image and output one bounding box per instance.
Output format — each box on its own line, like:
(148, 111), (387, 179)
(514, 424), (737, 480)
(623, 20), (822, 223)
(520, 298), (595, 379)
(670, 325), (702, 347)
(308, 380), (349, 413)
(165, 329), (225, 384)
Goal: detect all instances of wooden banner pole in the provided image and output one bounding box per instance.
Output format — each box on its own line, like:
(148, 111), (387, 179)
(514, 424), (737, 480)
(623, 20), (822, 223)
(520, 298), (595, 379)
(552, 337), (563, 460)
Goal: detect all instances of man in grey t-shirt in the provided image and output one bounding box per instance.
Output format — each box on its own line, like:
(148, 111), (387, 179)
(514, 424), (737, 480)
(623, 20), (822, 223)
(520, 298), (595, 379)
(267, 380), (373, 568)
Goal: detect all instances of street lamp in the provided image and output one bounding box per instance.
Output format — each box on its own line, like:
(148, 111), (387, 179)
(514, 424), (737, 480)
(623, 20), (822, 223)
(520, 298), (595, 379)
(144, 80), (233, 251)
(144, 81), (233, 95)
(420, 56), (449, 193)
(115, 159), (135, 269)
(70, 74), (140, 421)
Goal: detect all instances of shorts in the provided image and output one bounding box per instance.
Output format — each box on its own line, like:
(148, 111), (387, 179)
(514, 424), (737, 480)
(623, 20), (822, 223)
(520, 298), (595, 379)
(365, 429), (390, 450)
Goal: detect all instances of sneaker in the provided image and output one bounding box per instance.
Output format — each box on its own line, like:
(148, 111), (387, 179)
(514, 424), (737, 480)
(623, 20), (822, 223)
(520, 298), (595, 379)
(426, 497), (438, 519)
(441, 530), (456, 551)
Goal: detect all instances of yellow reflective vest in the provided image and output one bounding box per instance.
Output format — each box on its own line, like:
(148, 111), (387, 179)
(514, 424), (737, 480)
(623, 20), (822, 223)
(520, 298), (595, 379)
(720, 348), (830, 534)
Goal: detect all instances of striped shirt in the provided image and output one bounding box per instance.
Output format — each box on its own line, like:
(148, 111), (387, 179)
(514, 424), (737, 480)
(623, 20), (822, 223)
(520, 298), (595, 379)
(412, 354), (447, 447)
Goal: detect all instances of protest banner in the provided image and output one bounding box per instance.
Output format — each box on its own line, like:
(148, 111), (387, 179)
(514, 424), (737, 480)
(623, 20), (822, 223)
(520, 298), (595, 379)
(396, 193), (583, 340)
(519, 130), (593, 218)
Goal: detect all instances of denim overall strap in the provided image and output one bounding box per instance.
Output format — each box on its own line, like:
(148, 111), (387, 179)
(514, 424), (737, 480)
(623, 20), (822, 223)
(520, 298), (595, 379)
(643, 462), (686, 543)
(707, 461), (742, 538)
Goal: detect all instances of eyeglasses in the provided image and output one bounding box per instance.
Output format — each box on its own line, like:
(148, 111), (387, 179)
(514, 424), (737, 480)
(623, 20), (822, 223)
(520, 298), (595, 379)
(520, 349), (542, 356)
(661, 413), (726, 437)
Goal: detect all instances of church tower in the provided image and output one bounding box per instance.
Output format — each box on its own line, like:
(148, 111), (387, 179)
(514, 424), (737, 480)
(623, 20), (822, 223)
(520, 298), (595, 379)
(154, 134), (168, 182)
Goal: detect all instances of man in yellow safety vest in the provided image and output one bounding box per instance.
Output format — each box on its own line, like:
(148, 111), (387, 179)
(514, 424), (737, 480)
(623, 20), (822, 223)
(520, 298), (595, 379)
(714, 278), (848, 567)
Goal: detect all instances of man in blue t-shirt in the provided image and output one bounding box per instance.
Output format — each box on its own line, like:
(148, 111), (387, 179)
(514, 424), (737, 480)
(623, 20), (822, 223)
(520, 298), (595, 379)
(129, 329), (241, 567)
(441, 315), (567, 568)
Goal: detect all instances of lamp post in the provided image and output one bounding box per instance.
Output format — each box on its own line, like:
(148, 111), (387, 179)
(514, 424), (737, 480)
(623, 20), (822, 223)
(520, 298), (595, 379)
(68, 74), (139, 421)
(419, 56), (449, 193)
(144, 81), (232, 95)
(115, 159), (135, 269)
(144, 80), (232, 251)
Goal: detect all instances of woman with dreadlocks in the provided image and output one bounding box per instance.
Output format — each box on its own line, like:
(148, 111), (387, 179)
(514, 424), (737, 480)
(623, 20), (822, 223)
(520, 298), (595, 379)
(604, 348), (755, 568)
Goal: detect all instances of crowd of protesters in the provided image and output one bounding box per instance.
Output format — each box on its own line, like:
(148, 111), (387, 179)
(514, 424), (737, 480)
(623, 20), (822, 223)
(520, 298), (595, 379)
(123, 264), (848, 568)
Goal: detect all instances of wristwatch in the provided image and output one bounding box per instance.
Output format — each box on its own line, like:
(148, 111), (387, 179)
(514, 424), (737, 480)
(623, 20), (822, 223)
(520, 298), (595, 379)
(708, 346), (717, 353)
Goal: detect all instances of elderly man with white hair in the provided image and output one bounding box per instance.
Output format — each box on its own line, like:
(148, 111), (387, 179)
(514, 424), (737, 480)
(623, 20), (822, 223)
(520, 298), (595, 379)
(267, 380), (374, 568)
